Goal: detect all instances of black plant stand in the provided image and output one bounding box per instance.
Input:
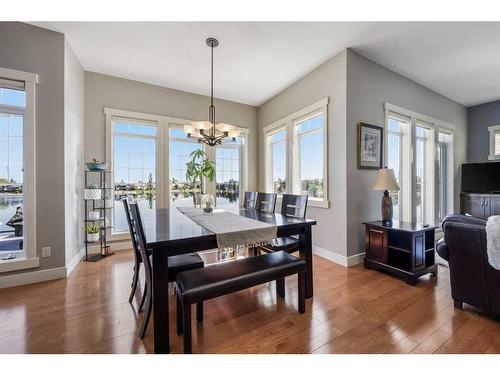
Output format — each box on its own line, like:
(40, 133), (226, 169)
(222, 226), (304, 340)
(84, 170), (113, 262)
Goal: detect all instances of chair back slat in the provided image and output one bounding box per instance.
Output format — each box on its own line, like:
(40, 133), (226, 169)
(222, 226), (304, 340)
(129, 202), (152, 281)
(255, 192), (277, 213)
(122, 198), (141, 260)
(243, 191), (257, 209)
(281, 194), (308, 219)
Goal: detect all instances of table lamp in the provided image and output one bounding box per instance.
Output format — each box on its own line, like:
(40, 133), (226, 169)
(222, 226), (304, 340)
(373, 168), (400, 226)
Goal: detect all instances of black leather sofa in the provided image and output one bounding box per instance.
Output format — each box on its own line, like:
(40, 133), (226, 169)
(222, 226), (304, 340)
(437, 214), (500, 314)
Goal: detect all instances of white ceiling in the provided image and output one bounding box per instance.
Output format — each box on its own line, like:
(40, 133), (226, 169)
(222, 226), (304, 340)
(31, 22), (500, 107)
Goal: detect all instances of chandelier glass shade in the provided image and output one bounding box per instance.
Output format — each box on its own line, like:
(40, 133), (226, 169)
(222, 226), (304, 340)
(184, 38), (241, 146)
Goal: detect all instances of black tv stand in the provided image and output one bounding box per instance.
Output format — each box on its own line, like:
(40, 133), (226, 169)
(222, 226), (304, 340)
(460, 192), (500, 220)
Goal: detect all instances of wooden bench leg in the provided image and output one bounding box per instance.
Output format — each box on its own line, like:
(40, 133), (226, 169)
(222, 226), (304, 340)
(183, 301), (192, 354)
(298, 271), (305, 314)
(196, 302), (203, 323)
(276, 278), (285, 299)
(176, 294), (183, 336)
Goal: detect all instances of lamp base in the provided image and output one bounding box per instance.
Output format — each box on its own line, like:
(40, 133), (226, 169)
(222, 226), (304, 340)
(381, 190), (393, 226)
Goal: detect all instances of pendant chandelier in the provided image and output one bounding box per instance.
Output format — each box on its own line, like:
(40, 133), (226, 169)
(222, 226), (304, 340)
(183, 37), (241, 146)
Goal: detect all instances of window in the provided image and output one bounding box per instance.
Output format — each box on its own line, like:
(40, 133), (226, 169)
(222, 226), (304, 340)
(437, 131), (454, 222)
(215, 140), (242, 207)
(268, 128), (286, 194)
(488, 125), (500, 160)
(0, 67), (38, 272)
(385, 103), (454, 225)
(112, 119), (157, 234)
(295, 114), (325, 199)
(105, 108), (249, 239)
(264, 98), (328, 207)
(169, 126), (202, 208)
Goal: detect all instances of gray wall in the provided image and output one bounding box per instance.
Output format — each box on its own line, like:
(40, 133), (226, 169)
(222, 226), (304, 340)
(64, 39), (85, 266)
(346, 49), (468, 256)
(258, 50), (348, 256)
(467, 100), (500, 162)
(0, 22), (66, 272)
(85, 72), (259, 191)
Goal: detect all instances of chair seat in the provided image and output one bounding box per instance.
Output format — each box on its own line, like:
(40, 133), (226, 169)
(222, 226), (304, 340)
(260, 235), (299, 253)
(167, 253), (204, 282)
(176, 250), (305, 303)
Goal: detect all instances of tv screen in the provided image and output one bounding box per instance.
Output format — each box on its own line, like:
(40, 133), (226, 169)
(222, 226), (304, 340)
(462, 162), (500, 193)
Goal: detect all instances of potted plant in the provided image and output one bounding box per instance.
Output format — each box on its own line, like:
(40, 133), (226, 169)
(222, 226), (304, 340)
(85, 223), (102, 242)
(86, 157), (109, 172)
(84, 184), (102, 200)
(185, 149), (216, 209)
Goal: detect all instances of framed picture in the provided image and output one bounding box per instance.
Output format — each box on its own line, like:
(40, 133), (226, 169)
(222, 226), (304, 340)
(358, 122), (383, 169)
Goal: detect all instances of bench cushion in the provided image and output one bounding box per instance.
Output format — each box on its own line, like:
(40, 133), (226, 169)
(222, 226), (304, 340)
(176, 250), (305, 303)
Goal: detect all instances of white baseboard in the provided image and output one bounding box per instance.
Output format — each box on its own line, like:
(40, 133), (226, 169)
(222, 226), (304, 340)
(66, 247), (86, 276)
(313, 246), (365, 267)
(0, 266), (67, 289)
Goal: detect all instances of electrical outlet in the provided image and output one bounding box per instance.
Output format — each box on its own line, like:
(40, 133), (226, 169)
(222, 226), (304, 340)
(42, 247), (51, 258)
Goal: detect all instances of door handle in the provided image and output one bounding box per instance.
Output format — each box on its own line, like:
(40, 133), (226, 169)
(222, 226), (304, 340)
(485, 200), (489, 207)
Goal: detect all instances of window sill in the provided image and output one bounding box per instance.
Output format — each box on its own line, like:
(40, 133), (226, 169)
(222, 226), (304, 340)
(0, 257), (39, 273)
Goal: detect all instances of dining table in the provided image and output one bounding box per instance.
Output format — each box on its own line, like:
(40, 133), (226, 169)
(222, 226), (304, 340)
(141, 206), (317, 354)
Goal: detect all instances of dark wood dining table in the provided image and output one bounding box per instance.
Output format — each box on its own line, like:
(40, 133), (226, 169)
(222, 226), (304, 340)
(142, 207), (316, 354)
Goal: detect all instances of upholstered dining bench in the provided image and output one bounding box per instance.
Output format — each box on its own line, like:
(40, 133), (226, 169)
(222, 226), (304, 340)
(175, 250), (306, 353)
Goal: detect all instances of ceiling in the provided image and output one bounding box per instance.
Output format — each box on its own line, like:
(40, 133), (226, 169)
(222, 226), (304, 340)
(32, 22), (500, 107)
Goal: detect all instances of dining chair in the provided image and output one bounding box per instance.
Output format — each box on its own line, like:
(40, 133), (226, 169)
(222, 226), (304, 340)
(123, 198), (148, 307)
(243, 191), (257, 209)
(255, 192), (277, 213)
(127, 201), (205, 339)
(259, 194), (308, 297)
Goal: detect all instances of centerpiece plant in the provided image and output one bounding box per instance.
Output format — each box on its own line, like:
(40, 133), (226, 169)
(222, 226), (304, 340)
(185, 149), (216, 208)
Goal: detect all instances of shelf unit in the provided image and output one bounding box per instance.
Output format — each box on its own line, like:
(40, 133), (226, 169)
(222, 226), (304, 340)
(363, 221), (437, 285)
(84, 170), (114, 262)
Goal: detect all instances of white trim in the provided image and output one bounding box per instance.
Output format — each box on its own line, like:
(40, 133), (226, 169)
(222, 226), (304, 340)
(488, 125), (500, 160)
(313, 246), (365, 267)
(0, 66), (38, 84)
(0, 257), (39, 273)
(0, 66), (37, 272)
(262, 97), (328, 134)
(86, 240), (133, 255)
(384, 103), (456, 130)
(0, 266), (66, 289)
(66, 248), (85, 276)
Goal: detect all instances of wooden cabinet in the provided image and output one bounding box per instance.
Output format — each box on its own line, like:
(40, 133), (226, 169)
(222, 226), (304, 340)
(461, 193), (500, 219)
(364, 221), (437, 285)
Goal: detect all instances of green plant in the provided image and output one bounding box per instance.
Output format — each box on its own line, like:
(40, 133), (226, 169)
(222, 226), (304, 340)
(85, 223), (102, 234)
(86, 184), (99, 189)
(185, 149), (216, 193)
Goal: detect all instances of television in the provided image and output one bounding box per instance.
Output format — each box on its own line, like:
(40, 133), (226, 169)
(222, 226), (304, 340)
(462, 162), (500, 193)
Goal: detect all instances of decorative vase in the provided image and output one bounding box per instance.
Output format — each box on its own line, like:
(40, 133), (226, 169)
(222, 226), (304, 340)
(193, 192), (202, 208)
(201, 194), (215, 214)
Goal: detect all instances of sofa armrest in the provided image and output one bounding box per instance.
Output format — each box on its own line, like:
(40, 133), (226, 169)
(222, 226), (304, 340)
(436, 238), (449, 262)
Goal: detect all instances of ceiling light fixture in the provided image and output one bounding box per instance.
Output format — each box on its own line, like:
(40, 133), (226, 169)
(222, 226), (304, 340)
(184, 37), (241, 146)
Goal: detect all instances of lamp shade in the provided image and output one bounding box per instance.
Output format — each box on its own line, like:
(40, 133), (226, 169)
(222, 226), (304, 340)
(373, 168), (400, 191)
(215, 123), (235, 133)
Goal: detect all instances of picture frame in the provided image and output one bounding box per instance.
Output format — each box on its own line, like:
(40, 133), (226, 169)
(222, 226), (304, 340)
(358, 122), (383, 169)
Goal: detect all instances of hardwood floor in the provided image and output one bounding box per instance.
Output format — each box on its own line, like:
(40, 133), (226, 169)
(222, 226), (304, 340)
(1, 250), (500, 354)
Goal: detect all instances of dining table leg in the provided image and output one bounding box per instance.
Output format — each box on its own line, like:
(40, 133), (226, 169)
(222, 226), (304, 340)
(299, 225), (313, 299)
(152, 248), (170, 354)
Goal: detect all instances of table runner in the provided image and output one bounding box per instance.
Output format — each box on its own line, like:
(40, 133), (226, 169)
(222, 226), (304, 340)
(177, 207), (277, 249)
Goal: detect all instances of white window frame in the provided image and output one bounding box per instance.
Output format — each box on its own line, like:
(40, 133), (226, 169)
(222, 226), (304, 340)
(488, 125), (500, 160)
(0, 67), (38, 273)
(263, 98), (329, 208)
(384, 103), (455, 225)
(105, 108), (248, 240)
(265, 125), (287, 195)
